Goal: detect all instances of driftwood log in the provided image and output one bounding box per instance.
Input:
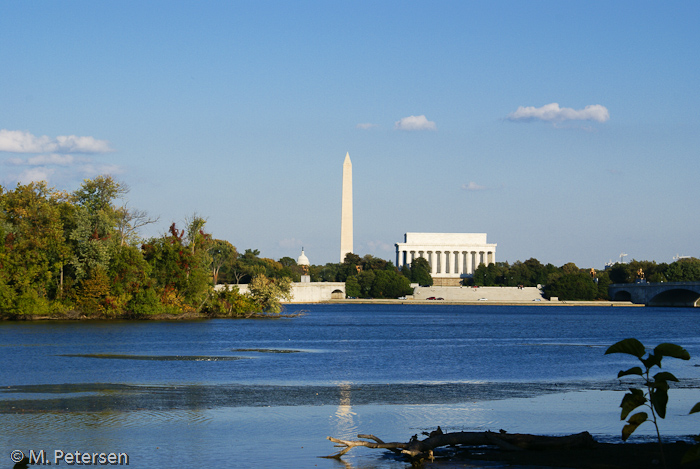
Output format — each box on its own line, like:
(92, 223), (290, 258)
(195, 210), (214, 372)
(324, 428), (597, 462)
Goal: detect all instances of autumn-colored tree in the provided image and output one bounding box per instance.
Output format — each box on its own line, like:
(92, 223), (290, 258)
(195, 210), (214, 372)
(142, 218), (214, 310)
(248, 274), (292, 313)
(206, 285), (260, 317)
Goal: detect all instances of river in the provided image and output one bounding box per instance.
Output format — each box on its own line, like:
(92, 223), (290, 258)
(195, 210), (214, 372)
(1, 304), (699, 468)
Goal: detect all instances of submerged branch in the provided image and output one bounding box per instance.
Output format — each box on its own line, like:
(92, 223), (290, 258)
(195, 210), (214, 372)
(324, 429), (597, 462)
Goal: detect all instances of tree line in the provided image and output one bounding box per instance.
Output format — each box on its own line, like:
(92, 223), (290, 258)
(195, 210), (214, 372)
(0, 177), (433, 319)
(0, 177), (292, 319)
(3, 176), (699, 317)
(470, 257), (700, 301)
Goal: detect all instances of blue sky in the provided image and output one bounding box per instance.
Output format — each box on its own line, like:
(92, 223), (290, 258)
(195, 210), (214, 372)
(2, 1), (699, 268)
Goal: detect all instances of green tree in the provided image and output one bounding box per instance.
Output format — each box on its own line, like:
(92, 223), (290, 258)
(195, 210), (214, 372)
(311, 263), (341, 282)
(608, 263), (633, 284)
(248, 274), (292, 313)
(665, 258), (700, 282)
(277, 256), (302, 282)
(209, 239), (237, 285)
(628, 260), (667, 283)
(370, 269), (413, 298)
(142, 219), (213, 311)
(473, 263), (498, 286)
(513, 258), (549, 286)
(206, 285), (260, 317)
(545, 271), (598, 300)
(595, 270), (611, 300)
(410, 257), (433, 286)
(74, 267), (111, 316)
(337, 252), (362, 282)
(344, 275), (360, 297)
(68, 176), (126, 281)
(357, 270), (376, 297)
(0, 182), (69, 317)
(361, 254), (388, 271)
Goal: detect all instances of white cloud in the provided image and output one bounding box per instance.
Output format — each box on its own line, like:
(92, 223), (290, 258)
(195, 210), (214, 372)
(507, 103), (609, 123)
(2, 155), (124, 186)
(0, 129), (113, 153)
(5, 154), (88, 166)
(394, 115), (437, 131)
(17, 167), (56, 184)
(356, 123), (378, 130)
(0, 129), (120, 186)
(366, 240), (393, 251)
(461, 181), (487, 191)
(77, 163), (124, 178)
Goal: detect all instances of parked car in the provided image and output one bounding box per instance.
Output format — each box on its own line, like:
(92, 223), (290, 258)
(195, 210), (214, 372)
(427, 296), (436, 300)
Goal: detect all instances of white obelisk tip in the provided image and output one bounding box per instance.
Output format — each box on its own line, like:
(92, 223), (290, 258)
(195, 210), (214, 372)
(340, 153), (353, 262)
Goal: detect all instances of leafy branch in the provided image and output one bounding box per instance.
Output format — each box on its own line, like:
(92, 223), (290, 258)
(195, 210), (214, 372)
(606, 338), (690, 468)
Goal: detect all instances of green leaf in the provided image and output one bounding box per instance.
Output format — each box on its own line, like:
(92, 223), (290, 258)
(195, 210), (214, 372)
(654, 343), (690, 360)
(618, 367), (643, 378)
(628, 412), (648, 425)
(622, 412), (648, 441)
(690, 402), (700, 415)
(606, 338), (646, 358)
(681, 444), (700, 464)
(654, 371), (679, 383)
(649, 378), (669, 391)
(642, 354), (662, 370)
(620, 389), (646, 420)
(651, 387), (669, 419)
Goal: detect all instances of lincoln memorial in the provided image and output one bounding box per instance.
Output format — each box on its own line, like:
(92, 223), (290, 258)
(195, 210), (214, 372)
(395, 233), (497, 286)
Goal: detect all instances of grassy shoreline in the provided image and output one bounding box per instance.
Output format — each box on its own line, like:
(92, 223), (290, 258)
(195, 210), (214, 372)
(319, 299), (642, 307)
(0, 300), (643, 320)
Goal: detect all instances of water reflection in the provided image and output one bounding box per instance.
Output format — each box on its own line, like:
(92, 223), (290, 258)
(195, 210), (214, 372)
(333, 383), (358, 439)
(4, 305), (700, 468)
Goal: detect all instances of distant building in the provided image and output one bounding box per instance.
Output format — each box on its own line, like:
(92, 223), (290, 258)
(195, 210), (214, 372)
(395, 233), (497, 286)
(340, 152), (353, 262)
(297, 248), (311, 283)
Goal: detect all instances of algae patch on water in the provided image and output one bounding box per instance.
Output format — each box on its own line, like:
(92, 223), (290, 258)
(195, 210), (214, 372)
(232, 348), (302, 353)
(59, 354), (248, 361)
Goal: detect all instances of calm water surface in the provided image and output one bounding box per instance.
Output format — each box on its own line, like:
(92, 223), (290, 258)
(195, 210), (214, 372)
(1, 304), (700, 468)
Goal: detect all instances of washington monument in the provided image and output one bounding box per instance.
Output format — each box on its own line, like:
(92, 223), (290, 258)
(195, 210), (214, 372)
(340, 152), (353, 262)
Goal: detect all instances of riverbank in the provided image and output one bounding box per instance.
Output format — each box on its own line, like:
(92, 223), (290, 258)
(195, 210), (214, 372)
(325, 298), (641, 307)
(425, 441), (699, 469)
(0, 299), (641, 320)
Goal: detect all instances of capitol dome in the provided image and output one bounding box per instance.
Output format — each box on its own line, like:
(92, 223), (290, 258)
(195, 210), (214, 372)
(297, 248), (310, 266)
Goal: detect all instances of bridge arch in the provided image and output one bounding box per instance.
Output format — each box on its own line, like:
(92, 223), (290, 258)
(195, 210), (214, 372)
(331, 289), (345, 299)
(648, 289), (700, 307)
(611, 290), (632, 302)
